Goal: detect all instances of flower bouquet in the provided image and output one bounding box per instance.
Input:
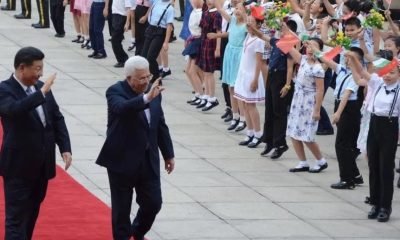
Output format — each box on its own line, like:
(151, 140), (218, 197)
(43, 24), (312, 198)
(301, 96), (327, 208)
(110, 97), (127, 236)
(362, 9), (385, 29)
(264, 1), (291, 31)
(329, 31), (351, 50)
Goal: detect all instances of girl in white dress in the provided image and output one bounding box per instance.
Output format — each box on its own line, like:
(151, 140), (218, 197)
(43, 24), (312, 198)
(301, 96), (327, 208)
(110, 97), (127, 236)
(234, 15), (265, 148)
(286, 37), (328, 173)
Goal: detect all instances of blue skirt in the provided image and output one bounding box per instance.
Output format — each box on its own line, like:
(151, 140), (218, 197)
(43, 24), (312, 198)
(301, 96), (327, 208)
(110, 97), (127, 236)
(182, 38), (201, 59)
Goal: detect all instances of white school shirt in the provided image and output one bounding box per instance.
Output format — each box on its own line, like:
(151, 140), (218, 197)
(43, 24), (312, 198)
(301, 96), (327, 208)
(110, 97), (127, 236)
(112, 0), (132, 16)
(368, 73), (400, 117)
(333, 64), (359, 101)
(188, 8), (202, 37)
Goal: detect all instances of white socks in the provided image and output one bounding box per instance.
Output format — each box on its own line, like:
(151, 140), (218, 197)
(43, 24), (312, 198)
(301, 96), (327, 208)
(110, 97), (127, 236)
(294, 161), (309, 169)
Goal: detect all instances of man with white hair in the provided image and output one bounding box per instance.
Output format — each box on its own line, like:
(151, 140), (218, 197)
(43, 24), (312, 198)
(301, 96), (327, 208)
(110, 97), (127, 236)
(96, 56), (175, 240)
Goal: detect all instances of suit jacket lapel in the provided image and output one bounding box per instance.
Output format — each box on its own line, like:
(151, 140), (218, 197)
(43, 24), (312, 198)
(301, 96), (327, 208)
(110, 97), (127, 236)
(10, 76), (44, 127)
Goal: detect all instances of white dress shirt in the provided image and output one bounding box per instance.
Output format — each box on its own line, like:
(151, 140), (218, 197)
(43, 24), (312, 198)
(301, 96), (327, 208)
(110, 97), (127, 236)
(14, 75), (47, 126)
(368, 73), (400, 117)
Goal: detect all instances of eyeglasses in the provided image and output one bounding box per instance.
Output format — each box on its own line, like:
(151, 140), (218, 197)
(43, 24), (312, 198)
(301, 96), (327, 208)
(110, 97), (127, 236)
(133, 74), (153, 82)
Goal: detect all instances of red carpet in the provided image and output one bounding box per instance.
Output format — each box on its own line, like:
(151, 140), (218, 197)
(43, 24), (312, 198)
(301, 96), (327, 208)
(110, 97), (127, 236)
(0, 122), (113, 239)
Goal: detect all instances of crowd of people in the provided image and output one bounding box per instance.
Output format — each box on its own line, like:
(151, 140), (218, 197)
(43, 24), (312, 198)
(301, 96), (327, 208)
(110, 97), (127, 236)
(1, 0), (400, 226)
(179, 0), (400, 223)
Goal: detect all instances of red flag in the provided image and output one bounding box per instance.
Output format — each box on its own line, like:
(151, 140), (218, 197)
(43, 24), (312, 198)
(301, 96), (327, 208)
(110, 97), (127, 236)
(342, 11), (354, 21)
(250, 6), (265, 21)
(377, 58), (399, 77)
(276, 32), (300, 54)
(323, 46), (343, 61)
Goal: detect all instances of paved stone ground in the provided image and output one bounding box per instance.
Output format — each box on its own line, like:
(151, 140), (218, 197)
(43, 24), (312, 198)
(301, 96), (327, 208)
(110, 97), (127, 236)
(1, 4), (400, 240)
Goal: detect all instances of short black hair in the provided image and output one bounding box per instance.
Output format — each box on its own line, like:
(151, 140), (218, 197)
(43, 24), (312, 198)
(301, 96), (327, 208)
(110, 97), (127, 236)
(14, 47), (45, 69)
(378, 50), (394, 61)
(344, 0), (360, 15)
(286, 20), (298, 33)
(316, 13), (329, 20)
(310, 37), (324, 50)
(359, 1), (374, 14)
(349, 46), (364, 61)
(344, 17), (361, 28)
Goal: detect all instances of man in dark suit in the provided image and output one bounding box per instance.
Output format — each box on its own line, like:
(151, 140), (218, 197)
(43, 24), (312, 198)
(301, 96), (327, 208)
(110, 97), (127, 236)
(0, 47), (72, 240)
(96, 56), (175, 240)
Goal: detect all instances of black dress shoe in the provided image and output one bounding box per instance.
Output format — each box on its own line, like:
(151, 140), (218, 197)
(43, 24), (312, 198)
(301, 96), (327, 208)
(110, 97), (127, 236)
(128, 42), (136, 51)
(190, 98), (201, 106)
(1, 6), (15, 10)
(354, 175), (364, 185)
(289, 166), (310, 172)
(316, 129), (334, 135)
(221, 108), (232, 119)
(31, 23), (49, 28)
(114, 62), (124, 68)
(169, 35), (177, 43)
(175, 16), (184, 21)
(202, 100), (219, 111)
(161, 69), (171, 78)
(308, 162), (328, 173)
(239, 136), (253, 146)
(93, 53), (107, 59)
(14, 13), (30, 19)
(377, 208), (392, 222)
(81, 39), (90, 48)
(368, 206), (379, 219)
(224, 113), (233, 122)
(227, 119), (239, 131)
(330, 181), (355, 190)
(196, 100), (207, 109)
(248, 137), (262, 148)
(54, 33), (65, 38)
(260, 144), (273, 156)
(396, 168), (400, 173)
(187, 97), (199, 104)
(235, 121), (246, 132)
(88, 52), (97, 58)
(72, 35), (82, 43)
(270, 145), (289, 159)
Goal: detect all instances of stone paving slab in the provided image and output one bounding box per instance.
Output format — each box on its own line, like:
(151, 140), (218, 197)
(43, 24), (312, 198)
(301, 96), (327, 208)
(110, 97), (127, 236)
(1, 3), (400, 239)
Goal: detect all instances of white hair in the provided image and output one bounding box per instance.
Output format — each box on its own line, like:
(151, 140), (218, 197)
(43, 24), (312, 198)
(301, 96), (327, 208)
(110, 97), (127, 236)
(124, 56), (149, 77)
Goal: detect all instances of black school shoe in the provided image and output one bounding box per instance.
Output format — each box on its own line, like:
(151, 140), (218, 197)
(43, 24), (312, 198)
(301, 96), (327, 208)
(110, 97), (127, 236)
(377, 208), (392, 222)
(270, 145), (289, 159)
(239, 136), (253, 146)
(368, 206), (379, 219)
(330, 180), (355, 190)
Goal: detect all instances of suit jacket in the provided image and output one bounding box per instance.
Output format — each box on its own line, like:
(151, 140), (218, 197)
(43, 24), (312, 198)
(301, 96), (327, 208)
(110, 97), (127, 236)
(0, 75), (71, 180)
(96, 80), (174, 177)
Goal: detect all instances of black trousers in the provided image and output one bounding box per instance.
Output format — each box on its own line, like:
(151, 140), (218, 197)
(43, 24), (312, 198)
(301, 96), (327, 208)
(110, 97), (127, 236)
(3, 175), (48, 240)
(107, 0), (113, 36)
(220, 38), (231, 108)
(263, 69), (289, 147)
(111, 14), (129, 64)
(178, 0), (184, 17)
(135, 5), (149, 56)
(334, 100), (361, 182)
(367, 115), (398, 209)
(89, 2), (106, 55)
(107, 157), (162, 240)
(50, 0), (65, 34)
(318, 69), (334, 132)
(20, 0), (31, 18)
(5, 0), (16, 10)
(35, 0), (49, 26)
(141, 25), (166, 82)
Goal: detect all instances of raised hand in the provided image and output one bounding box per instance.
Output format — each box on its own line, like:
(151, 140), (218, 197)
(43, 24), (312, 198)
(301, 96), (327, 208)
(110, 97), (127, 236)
(41, 73), (56, 95)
